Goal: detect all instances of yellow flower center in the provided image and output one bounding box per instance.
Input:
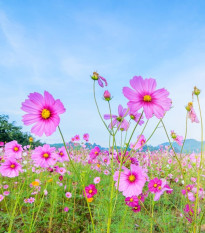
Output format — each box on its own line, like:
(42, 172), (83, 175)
(97, 164), (100, 168)
(129, 175), (136, 182)
(43, 153), (49, 158)
(158, 186), (161, 190)
(10, 164), (15, 168)
(143, 95), (152, 102)
(95, 151), (98, 154)
(59, 152), (63, 156)
(89, 190), (93, 194)
(41, 109), (51, 119)
(14, 147), (19, 152)
(134, 206), (138, 210)
(154, 184), (158, 188)
(130, 198), (133, 202)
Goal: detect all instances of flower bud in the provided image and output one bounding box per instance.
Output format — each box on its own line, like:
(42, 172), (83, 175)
(185, 102), (193, 112)
(29, 137), (33, 143)
(103, 90), (111, 101)
(193, 86), (200, 96)
(91, 71), (99, 80)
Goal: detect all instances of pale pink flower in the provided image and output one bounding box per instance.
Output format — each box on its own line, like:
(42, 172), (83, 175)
(94, 177), (101, 184)
(4, 141), (23, 159)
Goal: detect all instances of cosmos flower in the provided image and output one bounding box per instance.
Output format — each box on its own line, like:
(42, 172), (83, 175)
(130, 135), (146, 151)
(65, 192), (72, 198)
(113, 164), (146, 197)
(89, 147), (101, 159)
(129, 109), (144, 125)
(31, 144), (57, 168)
(4, 141), (23, 159)
(171, 130), (183, 146)
(123, 76), (171, 119)
(83, 133), (89, 142)
(57, 147), (69, 163)
(94, 177), (101, 184)
(0, 158), (23, 178)
(21, 91), (66, 137)
(125, 196), (139, 207)
(84, 184), (97, 198)
(104, 104), (129, 131)
(91, 72), (108, 87)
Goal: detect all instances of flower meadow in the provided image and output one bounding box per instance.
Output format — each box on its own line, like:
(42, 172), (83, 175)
(0, 74), (204, 233)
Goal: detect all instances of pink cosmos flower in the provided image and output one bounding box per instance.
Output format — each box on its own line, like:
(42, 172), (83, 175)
(57, 147), (69, 163)
(4, 141), (23, 159)
(188, 107), (199, 123)
(3, 185), (9, 189)
(74, 135), (80, 141)
(132, 204), (141, 213)
(0, 195), (4, 202)
(183, 204), (194, 223)
(21, 91), (66, 136)
(129, 109), (144, 125)
(57, 167), (66, 175)
(83, 133), (89, 142)
(64, 207), (69, 212)
(113, 164), (146, 197)
(31, 144), (57, 168)
(148, 178), (162, 193)
(65, 192), (72, 198)
(154, 181), (173, 201)
(130, 135), (146, 151)
(89, 147), (101, 159)
(171, 130), (183, 146)
(104, 105), (129, 131)
(0, 158), (23, 177)
(125, 196), (138, 207)
(28, 197), (35, 203)
(84, 184), (97, 198)
(0, 142), (4, 146)
(94, 177), (101, 184)
(123, 76), (171, 119)
(104, 169), (110, 175)
(92, 72), (108, 87)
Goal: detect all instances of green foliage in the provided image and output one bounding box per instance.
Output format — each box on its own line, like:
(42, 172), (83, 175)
(0, 115), (42, 147)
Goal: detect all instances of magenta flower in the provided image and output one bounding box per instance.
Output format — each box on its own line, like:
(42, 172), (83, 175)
(0, 142), (4, 147)
(5, 140), (23, 159)
(123, 76), (171, 119)
(89, 147), (101, 159)
(64, 207), (69, 212)
(84, 184), (97, 198)
(130, 135), (146, 151)
(153, 180), (173, 201)
(103, 90), (111, 101)
(91, 72), (108, 87)
(83, 133), (89, 142)
(74, 135), (80, 141)
(148, 178), (162, 193)
(0, 158), (23, 178)
(183, 204), (194, 223)
(31, 144), (57, 168)
(125, 196), (139, 207)
(104, 104), (129, 131)
(132, 203), (141, 213)
(21, 91), (66, 136)
(113, 164), (146, 197)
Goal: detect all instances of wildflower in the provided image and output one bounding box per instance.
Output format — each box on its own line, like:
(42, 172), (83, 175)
(31, 144), (57, 168)
(84, 184), (97, 198)
(94, 177), (101, 184)
(113, 164), (146, 197)
(74, 135), (80, 141)
(148, 178), (162, 193)
(130, 135), (146, 151)
(104, 170), (110, 175)
(132, 204), (141, 213)
(3, 185), (9, 189)
(91, 71), (107, 87)
(65, 192), (72, 198)
(28, 197), (35, 203)
(3, 191), (10, 196)
(123, 76), (171, 119)
(183, 204), (194, 223)
(31, 181), (40, 187)
(83, 133), (89, 142)
(104, 104), (129, 131)
(153, 181), (173, 201)
(64, 207), (69, 212)
(0, 195), (4, 202)
(4, 141), (23, 159)
(129, 109), (144, 125)
(21, 91), (66, 136)
(44, 190), (48, 196)
(103, 90), (111, 101)
(89, 147), (101, 159)
(171, 130), (183, 146)
(188, 108), (199, 123)
(57, 167), (66, 175)
(0, 142), (4, 147)
(57, 147), (69, 163)
(0, 158), (23, 178)
(29, 137), (33, 143)
(87, 198), (94, 203)
(125, 196), (138, 207)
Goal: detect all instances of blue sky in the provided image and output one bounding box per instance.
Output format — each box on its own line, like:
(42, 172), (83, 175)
(0, 0), (205, 147)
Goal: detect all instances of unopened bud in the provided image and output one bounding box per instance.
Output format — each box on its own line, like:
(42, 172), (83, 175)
(103, 90), (111, 101)
(193, 86), (200, 96)
(91, 71), (99, 80)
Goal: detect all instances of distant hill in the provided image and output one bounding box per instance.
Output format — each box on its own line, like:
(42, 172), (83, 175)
(50, 139), (204, 153)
